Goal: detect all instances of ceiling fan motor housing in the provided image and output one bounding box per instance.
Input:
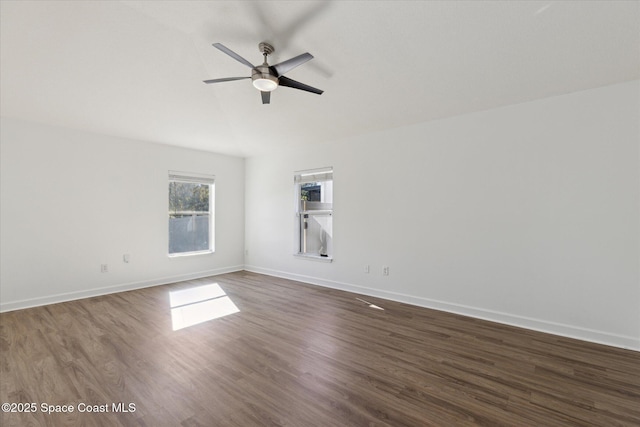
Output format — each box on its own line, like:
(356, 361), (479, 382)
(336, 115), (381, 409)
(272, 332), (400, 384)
(252, 65), (278, 91)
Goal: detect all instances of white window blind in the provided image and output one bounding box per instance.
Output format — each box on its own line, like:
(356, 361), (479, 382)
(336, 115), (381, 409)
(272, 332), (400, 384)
(294, 168), (333, 184)
(169, 171), (215, 185)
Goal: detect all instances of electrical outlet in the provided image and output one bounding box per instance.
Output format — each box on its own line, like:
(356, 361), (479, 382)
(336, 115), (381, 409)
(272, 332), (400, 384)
(364, 265), (370, 273)
(382, 266), (389, 276)
(101, 264), (108, 273)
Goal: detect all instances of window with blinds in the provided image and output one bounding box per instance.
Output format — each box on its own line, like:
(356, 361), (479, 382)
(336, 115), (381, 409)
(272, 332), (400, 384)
(168, 171), (215, 256)
(294, 167), (333, 260)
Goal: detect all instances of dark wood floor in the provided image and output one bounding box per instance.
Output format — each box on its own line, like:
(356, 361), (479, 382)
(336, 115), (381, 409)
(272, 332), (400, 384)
(1, 271), (639, 426)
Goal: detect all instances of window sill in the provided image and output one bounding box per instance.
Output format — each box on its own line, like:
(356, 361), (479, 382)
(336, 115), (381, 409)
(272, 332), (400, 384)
(168, 250), (214, 258)
(294, 253), (333, 263)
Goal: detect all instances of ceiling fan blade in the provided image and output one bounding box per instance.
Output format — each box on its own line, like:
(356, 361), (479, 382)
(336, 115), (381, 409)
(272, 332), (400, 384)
(203, 77), (250, 84)
(261, 91), (271, 104)
(271, 53), (314, 76)
(278, 76), (323, 95)
(212, 43), (255, 69)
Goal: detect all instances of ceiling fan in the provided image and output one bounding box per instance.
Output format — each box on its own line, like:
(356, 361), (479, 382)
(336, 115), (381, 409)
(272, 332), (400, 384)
(203, 42), (323, 104)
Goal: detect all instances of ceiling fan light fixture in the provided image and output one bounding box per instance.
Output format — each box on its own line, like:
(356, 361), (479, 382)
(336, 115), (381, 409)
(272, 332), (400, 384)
(252, 65), (278, 92)
(253, 77), (278, 92)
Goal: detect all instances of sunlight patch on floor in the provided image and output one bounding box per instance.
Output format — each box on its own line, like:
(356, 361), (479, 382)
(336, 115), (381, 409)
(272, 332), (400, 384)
(355, 297), (384, 310)
(170, 283), (239, 331)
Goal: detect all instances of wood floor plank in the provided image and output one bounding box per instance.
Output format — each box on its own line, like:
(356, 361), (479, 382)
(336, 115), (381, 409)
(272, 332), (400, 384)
(1, 271), (639, 426)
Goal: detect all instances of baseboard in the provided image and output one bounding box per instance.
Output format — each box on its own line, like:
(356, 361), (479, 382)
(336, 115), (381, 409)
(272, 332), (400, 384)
(0, 265), (244, 313)
(244, 265), (640, 352)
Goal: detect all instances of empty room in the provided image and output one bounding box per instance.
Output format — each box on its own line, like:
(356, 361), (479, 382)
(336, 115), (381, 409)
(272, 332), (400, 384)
(1, 1), (639, 426)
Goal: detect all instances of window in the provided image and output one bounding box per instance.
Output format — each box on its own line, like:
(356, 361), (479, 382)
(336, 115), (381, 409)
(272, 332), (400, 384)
(295, 167), (333, 260)
(168, 171), (215, 256)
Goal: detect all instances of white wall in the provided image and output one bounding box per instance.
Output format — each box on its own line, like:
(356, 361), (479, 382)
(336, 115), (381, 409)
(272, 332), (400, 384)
(2, 81), (638, 350)
(245, 80), (640, 350)
(0, 117), (245, 311)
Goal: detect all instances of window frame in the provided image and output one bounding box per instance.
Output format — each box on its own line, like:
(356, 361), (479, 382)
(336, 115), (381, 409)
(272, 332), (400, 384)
(168, 171), (215, 257)
(294, 167), (333, 262)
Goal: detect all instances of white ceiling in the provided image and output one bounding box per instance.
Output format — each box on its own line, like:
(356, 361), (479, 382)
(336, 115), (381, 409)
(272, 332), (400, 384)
(1, 1), (638, 157)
